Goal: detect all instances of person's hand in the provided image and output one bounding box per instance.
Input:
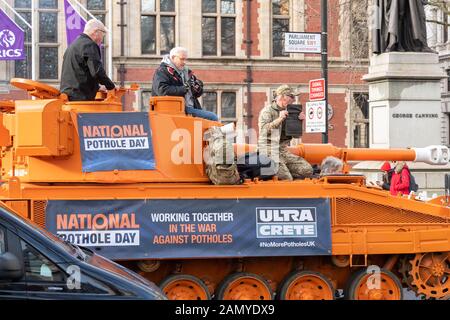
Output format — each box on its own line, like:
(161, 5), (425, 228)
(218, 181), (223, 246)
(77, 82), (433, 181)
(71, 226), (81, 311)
(299, 112), (306, 121)
(99, 85), (107, 92)
(278, 110), (289, 121)
(191, 79), (203, 93)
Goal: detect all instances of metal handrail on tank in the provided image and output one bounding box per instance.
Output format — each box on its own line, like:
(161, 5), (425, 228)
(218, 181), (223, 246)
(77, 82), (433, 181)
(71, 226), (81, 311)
(10, 78), (139, 105)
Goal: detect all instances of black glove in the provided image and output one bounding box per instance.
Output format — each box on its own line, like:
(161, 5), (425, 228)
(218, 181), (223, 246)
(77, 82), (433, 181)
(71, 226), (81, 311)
(189, 75), (203, 96)
(184, 83), (190, 93)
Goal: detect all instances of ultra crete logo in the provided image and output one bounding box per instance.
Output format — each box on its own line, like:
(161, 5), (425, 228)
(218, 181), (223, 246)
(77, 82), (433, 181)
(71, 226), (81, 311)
(256, 208), (318, 238)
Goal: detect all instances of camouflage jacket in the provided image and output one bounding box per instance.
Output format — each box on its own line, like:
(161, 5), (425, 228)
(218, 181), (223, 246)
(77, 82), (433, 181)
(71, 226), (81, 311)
(257, 102), (291, 161)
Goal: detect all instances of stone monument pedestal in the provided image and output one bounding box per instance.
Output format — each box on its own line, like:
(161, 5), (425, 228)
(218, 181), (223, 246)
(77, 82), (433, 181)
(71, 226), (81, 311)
(363, 52), (445, 148)
(354, 52), (450, 195)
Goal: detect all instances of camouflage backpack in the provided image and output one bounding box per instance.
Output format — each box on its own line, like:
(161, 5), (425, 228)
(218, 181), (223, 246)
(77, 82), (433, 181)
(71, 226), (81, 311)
(203, 126), (241, 185)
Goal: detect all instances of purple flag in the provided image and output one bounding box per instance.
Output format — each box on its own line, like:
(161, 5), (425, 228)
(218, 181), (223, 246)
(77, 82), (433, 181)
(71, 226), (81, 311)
(64, 0), (87, 46)
(0, 8), (25, 61)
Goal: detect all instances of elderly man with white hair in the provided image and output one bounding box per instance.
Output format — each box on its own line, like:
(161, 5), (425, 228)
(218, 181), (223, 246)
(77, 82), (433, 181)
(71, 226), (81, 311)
(60, 19), (115, 101)
(152, 47), (218, 121)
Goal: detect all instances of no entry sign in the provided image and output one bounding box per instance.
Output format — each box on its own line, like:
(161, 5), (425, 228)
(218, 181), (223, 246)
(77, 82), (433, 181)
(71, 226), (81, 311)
(309, 78), (325, 101)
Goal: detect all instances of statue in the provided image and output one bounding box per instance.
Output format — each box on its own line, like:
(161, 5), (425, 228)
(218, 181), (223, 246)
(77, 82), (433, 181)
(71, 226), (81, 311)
(373, 0), (434, 54)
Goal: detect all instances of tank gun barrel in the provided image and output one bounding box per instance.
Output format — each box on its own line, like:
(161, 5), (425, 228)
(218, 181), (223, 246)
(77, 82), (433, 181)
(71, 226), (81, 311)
(289, 144), (449, 165)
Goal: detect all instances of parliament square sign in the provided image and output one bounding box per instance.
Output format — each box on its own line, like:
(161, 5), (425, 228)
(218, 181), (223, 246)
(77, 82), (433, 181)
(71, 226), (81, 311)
(284, 32), (321, 54)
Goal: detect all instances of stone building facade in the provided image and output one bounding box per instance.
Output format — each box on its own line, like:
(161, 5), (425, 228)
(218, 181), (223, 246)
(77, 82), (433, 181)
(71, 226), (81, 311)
(427, 3), (450, 146)
(0, 0), (370, 147)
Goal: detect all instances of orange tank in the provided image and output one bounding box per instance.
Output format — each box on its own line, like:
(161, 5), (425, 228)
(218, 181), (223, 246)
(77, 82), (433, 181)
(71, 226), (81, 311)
(1, 78), (450, 301)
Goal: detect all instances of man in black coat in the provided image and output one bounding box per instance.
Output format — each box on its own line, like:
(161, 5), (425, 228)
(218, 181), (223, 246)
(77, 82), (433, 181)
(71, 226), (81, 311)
(60, 19), (115, 101)
(152, 47), (218, 121)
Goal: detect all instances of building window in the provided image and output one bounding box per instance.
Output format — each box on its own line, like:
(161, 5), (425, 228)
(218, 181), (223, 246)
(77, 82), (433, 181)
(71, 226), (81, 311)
(39, 11), (58, 43)
(141, 0), (176, 55)
(272, 0), (290, 57)
(202, 91), (237, 123)
(202, 0), (236, 56)
(14, 0), (32, 78)
(87, 0), (105, 11)
(352, 93), (369, 148)
(447, 69), (450, 92)
(39, 0), (57, 9)
(87, 0), (106, 24)
(443, 10), (448, 44)
(13, 0), (59, 80)
(38, 0), (59, 80)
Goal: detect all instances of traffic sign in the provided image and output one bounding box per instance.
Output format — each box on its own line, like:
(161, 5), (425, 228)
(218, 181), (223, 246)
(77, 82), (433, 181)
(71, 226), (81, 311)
(309, 78), (325, 101)
(305, 101), (327, 133)
(284, 32), (322, 54)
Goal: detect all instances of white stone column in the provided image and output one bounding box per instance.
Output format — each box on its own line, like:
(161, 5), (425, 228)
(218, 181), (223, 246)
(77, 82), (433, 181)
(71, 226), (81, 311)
(429, 8), (438, 48)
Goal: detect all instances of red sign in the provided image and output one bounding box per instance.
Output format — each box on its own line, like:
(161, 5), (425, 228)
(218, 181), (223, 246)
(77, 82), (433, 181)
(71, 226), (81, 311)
(309, 78), (325, 101)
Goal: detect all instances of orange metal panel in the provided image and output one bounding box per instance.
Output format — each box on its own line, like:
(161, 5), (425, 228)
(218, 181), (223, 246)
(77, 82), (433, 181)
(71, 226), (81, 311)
(3, 200), (28, 219)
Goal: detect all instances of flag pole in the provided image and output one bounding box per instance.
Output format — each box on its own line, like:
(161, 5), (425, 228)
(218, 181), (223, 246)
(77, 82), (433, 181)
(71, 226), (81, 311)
(0, 0), (31, 29)
(108, 0), (113, 79)
(31, 0), (36, 80)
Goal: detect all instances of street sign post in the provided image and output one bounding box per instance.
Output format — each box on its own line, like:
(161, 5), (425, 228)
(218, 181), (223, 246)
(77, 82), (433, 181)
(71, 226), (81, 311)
(306, 101), (327, 133)
(283, 1), (328, 142)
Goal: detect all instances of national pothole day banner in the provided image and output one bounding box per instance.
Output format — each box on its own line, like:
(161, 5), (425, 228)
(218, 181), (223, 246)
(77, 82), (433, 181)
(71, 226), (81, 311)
(45, 198), (332, 260)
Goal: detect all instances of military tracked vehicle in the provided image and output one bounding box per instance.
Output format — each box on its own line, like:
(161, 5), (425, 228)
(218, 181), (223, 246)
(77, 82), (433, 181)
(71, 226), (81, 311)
(1, 78), (450, 300)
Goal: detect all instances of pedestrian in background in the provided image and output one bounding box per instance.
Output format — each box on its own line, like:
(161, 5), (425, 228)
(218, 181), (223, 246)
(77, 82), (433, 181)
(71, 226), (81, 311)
(377, 161), (394, 191)
(390, 161), (410, 196)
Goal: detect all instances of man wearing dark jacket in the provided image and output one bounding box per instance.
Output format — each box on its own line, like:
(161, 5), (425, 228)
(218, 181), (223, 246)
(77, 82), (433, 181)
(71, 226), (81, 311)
(60, 19), (115, 101)
(152, 47), (218, 121)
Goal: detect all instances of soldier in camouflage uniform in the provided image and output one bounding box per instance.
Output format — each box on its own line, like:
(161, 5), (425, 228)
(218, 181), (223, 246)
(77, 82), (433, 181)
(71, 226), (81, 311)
(257, 85), (313, 181)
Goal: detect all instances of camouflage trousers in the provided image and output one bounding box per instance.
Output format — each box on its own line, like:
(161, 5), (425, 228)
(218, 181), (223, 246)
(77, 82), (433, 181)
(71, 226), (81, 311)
(277, 146), (313, 181)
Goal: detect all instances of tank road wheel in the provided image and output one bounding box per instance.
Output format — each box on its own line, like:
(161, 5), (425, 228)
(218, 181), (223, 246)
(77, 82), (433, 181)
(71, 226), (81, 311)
(278, 271), (335, 300)
(346, 269), (403, 300)
(216, 273), (273, 300)
(160, 274), (211, 300)
(410, 252), (450, 300)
